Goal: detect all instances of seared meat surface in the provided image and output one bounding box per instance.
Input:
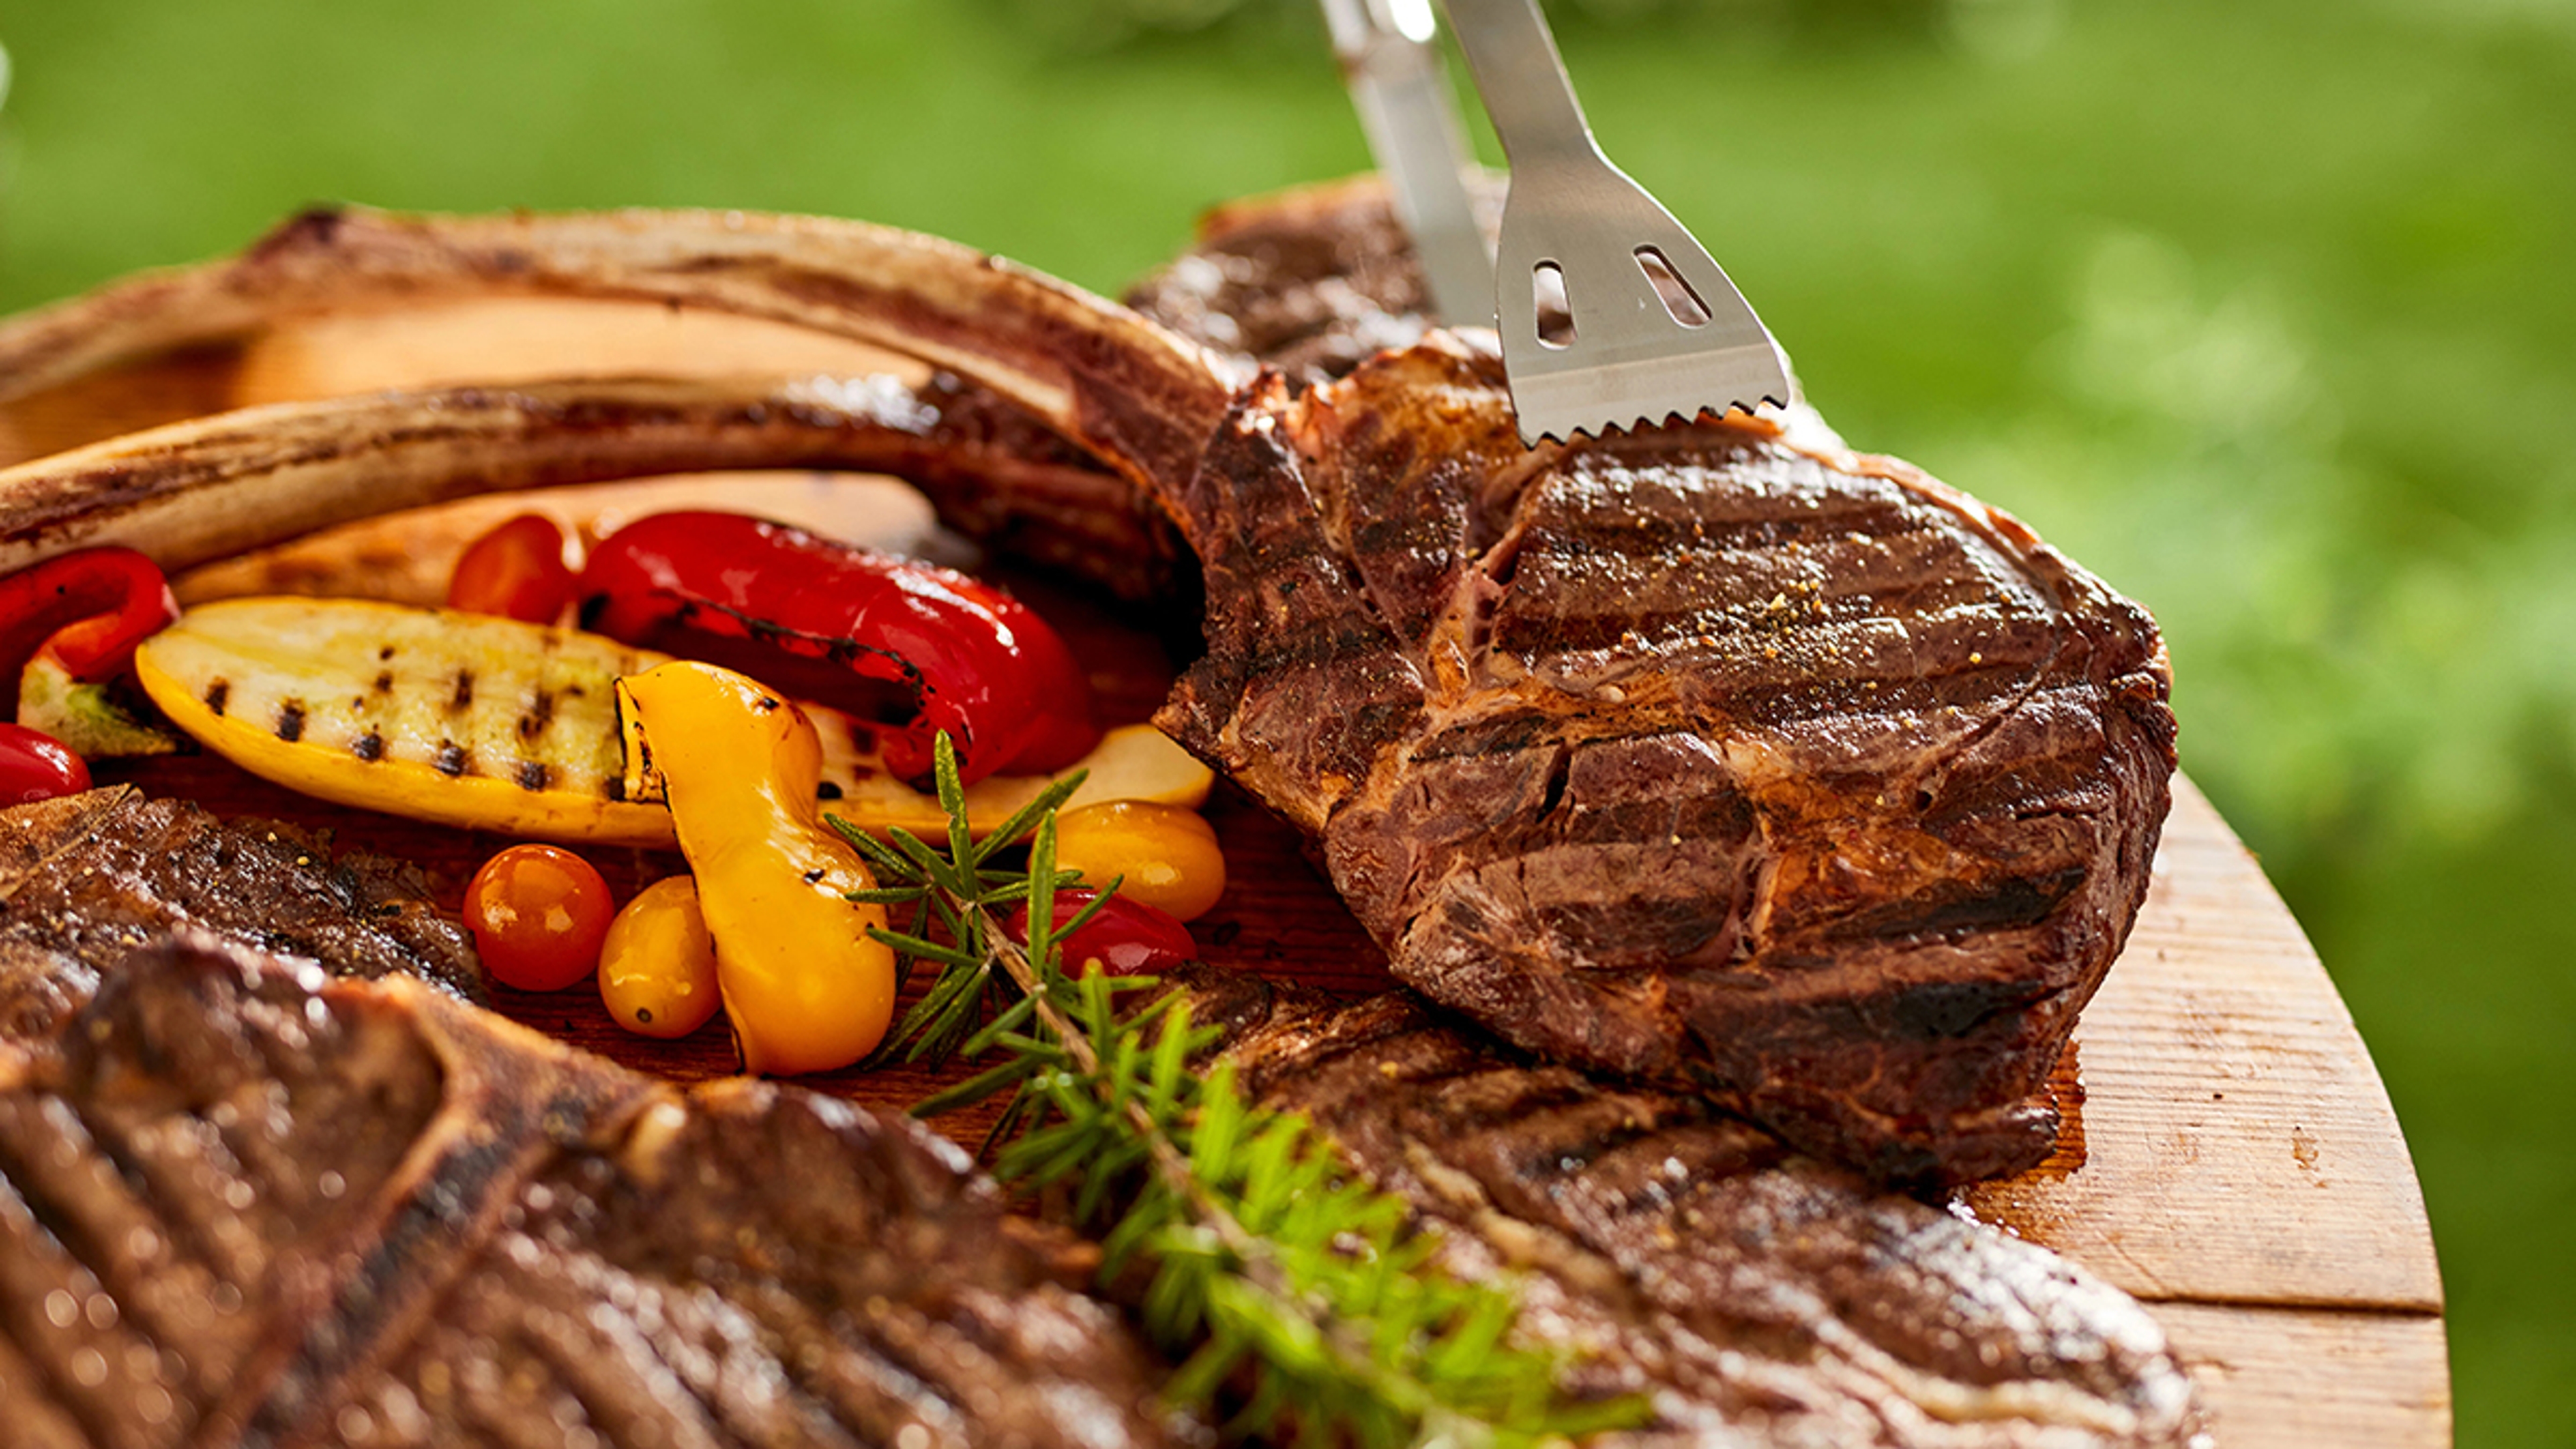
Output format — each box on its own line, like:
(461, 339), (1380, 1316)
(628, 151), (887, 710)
(1158, 331), (2172, 1186)
(1179, 965), (2200, 1447)
(1124, 174), (1488, 387)
(1128, 185), (2176, 1187)
(0, 938), (1177, 1449)
(894, 372), (1194, 604)
(0, 787), (483, 1045)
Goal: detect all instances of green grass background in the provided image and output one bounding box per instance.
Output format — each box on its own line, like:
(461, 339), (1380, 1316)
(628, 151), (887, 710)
(0, 0), (2567, 1438)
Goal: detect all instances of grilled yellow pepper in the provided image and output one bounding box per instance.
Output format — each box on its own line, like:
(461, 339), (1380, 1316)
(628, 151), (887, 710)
(134, 597), (1212, 846)
(615, 661), (895, 1075)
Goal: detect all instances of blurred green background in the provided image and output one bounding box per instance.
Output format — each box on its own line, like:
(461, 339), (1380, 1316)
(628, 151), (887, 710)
(0, 0), (2566, 1438)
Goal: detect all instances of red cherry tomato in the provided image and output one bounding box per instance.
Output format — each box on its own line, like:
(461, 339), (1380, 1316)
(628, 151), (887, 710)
(1005, 888), (1197, 976)
(449, 514), (575, 623)
(0, 723), (90, 805)
(464, 844), (616, 991)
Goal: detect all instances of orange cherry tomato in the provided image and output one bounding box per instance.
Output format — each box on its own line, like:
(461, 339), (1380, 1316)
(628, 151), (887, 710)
(0, 723), (89, 805)
(464, 843), (615, 991)
(448, 514), (575, 623)
(598, 876), (721, 1038)
(1051, 800), (1227, 921)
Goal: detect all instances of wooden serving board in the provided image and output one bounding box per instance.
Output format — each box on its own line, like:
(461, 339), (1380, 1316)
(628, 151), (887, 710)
(1, 304), (2452, 1446)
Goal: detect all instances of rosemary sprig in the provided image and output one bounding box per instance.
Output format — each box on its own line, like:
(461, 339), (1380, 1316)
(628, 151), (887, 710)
(826, 736), (1645, 1448)
(833, 755), (1092, 1069)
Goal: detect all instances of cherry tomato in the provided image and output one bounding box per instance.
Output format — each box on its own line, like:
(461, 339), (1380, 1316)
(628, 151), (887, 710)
(0, 723), (90, 805)
(464, 844), (615, 991)
(1051, 800), (1227, 921)
(598, 875), (720, 1038)
(448, 514), (575, 623)
(1006, 888), (1197, 977)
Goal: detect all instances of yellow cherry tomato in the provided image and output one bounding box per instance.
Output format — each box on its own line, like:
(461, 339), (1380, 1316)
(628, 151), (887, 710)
(1051, 800), (1227, 922)
(598, 876), (721, 1039)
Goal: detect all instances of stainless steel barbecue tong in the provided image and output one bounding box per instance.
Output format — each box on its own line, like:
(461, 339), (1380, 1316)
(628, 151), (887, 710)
(1321, 0), (1792, 445)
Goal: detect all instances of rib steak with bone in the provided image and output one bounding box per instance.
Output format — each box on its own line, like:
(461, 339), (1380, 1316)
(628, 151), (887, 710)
(0, 180), (2175, 1187)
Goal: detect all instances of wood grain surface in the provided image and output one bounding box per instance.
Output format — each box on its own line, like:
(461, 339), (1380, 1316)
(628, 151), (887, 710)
(1971, 780), (2451, 1444)
(0, 300), (2453, 1445)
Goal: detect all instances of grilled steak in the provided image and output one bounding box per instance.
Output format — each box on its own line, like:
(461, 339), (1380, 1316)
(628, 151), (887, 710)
(0, 194), (2174, 1183)
(1124, 174), (1490, 388)
(1172, 965), (2199, 1447)
(1126, 185), (2177, 1187)
(0, 936), (1177, 1449)
(0, 787), (483, 1046)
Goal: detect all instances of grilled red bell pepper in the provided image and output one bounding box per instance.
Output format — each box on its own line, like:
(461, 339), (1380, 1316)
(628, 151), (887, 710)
(575, 511), (1099, 788)
(0, 547), (180, 721)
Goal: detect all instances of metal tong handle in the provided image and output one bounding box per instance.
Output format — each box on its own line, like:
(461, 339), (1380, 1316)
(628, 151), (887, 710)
(1318, 0), (1496, 327)
(1437, 0), (1596, 167)
(1438, 0), (1792, 443)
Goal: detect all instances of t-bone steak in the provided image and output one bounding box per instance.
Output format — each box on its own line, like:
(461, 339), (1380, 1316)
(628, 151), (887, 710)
(0, 937), (1177, 1449)
(1134, 186), (2177, 1186)
(0, 786), (484, 1051)
(1177, 963), (2202, 1446)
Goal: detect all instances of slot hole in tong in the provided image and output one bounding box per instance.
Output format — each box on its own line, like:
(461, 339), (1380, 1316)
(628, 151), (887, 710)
(1635, 246), (1713, 328)
(1532, 262), (1576, 350)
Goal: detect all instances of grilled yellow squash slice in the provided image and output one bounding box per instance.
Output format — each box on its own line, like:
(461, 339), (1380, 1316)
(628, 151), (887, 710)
(138, 598), (675, 843)
(135, 598), (1211, 846)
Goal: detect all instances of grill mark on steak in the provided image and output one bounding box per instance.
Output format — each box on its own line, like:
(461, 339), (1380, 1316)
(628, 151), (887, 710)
(0, 789), (483, 1050)
(1124, 174), (1499, 389)
(1177, 967), (2200, 1446)
(1495, 539), (2049, 661)
(0, 939), (1177, 1449)
(0, 1106), (255, 1408)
